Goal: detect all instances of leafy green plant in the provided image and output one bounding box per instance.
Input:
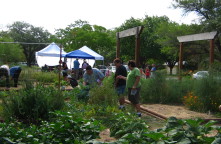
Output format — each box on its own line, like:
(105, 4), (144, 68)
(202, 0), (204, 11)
(33, 71), (59, 83)
(89, 77), (118, 106)
(0, 85), (65, 120)
(0, 111), (103, 143)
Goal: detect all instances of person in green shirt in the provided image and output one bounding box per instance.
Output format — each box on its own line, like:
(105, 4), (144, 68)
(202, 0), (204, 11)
(118, 60), (142, 117)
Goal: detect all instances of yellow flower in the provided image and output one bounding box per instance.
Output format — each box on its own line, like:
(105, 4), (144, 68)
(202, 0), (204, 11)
(191, 104), (193, 105)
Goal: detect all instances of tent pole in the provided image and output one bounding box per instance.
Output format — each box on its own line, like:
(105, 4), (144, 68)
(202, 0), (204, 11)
(58, 44), (62, 90)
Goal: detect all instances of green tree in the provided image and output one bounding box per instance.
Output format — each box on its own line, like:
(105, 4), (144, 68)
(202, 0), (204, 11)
(0, 34), (25, 63)
(156, 20), (211, 71)
(52, 19), (116, 64)
(116, 16), (169, 68)
(8, 21), (51, 67)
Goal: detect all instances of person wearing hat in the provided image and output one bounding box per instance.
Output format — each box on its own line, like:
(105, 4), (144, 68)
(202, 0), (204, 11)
(0, 65), (10, 89)
(10, 66), (22, 87)
(73, 58), (80, 80)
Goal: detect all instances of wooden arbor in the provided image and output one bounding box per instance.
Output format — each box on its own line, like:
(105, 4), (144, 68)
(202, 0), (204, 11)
(177, 31), (218, 72)
(116, 26), (144, 67)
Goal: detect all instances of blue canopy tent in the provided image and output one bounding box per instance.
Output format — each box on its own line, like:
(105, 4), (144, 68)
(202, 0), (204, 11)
(64, 50), (95, 69)
(65, 50), (95, 59)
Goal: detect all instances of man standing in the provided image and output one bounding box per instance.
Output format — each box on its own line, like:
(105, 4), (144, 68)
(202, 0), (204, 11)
(0, 65), (10, 89)
(150, 64), (156, 78)
(83, 65), (104, 87)
(73, 58), (80, 80)
(10, 66), (22, 87)
(114, 58), (127, 110)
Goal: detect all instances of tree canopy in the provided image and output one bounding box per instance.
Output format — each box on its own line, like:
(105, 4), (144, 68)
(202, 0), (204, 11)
(8, 21), (51, 66)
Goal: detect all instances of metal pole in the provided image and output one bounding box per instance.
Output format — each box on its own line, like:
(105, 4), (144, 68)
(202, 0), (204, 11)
(58, 44), (62, 90)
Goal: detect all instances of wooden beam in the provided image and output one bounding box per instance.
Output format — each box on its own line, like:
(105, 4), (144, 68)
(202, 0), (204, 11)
(135, 27), (140, 67)
(179, 42), (183, 72)
(116, 33), (120, 58)
(117, 26), (143, 38)
(177, 31), (218, 42)
(210, 39), (215, 65)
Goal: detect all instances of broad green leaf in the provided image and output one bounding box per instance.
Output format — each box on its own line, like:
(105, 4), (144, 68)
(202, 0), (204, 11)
(143, 133), (165, 141)
(212, 138), (221, 144)
(167, 117), (179, 123)
(3, 137), (16, 143)
(185, 118), (204, 128)
(204, 120), (218, 128)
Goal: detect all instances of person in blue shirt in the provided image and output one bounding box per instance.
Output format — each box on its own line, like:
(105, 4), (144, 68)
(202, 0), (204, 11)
(83, 65), (104, 87)
(150, 64), (156, 78)
(73, 58), (80, 80)
(10, 66), (22, 87)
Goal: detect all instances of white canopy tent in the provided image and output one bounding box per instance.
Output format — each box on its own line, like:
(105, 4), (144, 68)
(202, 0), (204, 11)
(79, 46), (104, 60)
(35, 42), (66, 67)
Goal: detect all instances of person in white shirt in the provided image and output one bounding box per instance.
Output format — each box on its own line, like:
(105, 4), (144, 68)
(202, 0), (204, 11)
(0, 65), (10, 89)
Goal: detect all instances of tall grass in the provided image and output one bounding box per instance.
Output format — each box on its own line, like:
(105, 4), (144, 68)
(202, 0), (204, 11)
(183, 72), (221, 112)
(140, 70), (194, 104)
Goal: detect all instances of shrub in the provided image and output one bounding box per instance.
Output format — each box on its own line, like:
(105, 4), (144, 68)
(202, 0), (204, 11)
(33, 71), (59, 83)
(0, 85), (65, 120)
(183, 75), (221, 112)
(140, 70), (194, 104)
(89, 76), (118, 106)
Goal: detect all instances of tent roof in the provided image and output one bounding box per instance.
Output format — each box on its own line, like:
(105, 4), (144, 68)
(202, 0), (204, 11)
(36, 42), (66, 57)
(65, 50), (95, 59)
(79, 46), (104, 60)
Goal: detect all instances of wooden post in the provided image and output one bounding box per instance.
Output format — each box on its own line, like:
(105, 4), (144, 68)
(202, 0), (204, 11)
(179, 42), (183, 73)
(210, 39), (214, 65)
(135, 27), (140, 68)
(58, 44), (62, 90)
(116, 33), (120, 58)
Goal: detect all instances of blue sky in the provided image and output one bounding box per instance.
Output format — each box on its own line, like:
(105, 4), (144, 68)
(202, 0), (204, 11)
(0, 0), (199, 34)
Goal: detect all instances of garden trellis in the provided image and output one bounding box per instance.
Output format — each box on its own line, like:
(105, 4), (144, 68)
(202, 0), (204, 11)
(177, 31), (218, 73)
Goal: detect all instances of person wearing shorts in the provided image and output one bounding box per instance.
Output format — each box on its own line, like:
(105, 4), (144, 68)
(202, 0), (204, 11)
(118, 60), (142, 117)
(114, 58), (127, 110)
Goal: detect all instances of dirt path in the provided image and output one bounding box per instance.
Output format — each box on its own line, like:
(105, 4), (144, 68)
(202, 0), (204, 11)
(141, 104), (217, 119)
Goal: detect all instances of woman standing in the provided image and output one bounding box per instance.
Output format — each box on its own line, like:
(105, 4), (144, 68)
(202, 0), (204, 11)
(145, 66), (150, 79)
(118, 60), (142, 117)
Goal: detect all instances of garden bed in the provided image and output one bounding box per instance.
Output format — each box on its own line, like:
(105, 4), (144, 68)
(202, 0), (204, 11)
(141, 103), (218, 119)
(0, 81), (76, 91)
